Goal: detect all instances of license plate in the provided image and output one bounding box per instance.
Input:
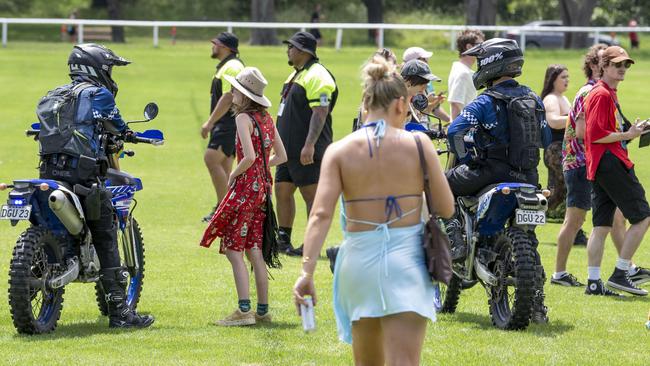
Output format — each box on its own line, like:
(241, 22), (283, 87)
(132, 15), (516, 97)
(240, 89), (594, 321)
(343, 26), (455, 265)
(0, 205), (32, 221)
(515, 209), (545, 225)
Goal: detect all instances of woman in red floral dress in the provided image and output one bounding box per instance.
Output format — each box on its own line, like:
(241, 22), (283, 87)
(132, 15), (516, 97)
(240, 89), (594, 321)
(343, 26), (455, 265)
(200, 67), (287, 326)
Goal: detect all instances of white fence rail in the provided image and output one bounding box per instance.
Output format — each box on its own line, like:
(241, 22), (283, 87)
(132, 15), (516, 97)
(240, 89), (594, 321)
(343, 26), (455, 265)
(2, 18), (649, 52)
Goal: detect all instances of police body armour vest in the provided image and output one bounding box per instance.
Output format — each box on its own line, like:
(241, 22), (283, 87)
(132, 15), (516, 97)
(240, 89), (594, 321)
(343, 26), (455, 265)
(483, 89), (542, 170)
(36, 82), (94, 158)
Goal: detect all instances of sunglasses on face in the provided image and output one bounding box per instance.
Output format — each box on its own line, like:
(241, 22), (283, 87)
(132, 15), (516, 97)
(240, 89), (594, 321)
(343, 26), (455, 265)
(611, 61), (632, 69)
(287, 44), (294, 50)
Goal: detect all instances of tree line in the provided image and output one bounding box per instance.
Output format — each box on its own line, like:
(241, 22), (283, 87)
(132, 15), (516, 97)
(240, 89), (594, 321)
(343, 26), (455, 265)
(1, 0), (648, 47)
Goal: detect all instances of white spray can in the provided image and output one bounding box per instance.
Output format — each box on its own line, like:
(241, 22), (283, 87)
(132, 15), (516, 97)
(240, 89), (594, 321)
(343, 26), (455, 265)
(300, 296), (316, 333)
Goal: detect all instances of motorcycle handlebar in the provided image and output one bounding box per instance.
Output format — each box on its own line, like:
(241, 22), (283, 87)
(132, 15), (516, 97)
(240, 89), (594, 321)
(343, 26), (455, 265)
(423, 129), (447, 140)
(124, 133), (164, 146)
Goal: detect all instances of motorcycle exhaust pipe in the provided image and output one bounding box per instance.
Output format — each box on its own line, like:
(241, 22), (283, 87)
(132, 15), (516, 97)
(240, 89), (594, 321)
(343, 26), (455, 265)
(48, 190), (83, 235)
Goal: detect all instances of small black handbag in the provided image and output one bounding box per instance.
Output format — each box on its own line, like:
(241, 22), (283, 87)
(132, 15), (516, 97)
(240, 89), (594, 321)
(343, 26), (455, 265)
(250, 113), (282, 269)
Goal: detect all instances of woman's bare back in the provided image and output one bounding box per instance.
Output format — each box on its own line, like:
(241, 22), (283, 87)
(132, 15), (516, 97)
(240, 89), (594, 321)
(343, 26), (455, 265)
(332, 126), (425, 231)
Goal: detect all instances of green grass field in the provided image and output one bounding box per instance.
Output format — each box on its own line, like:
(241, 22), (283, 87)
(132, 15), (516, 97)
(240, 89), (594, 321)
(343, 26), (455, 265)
(1, 40), (650, 365)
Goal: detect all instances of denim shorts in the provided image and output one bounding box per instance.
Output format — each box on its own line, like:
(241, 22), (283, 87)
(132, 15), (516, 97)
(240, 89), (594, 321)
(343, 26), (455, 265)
(564, 166), (591, 210)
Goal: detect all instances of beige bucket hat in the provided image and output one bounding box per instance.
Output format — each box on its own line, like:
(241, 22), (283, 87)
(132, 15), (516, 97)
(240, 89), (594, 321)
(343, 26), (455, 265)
(224, 67), (272, 108)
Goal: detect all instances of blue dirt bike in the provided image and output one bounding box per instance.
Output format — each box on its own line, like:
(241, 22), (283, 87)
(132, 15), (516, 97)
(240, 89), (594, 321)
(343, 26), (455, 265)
(1, 103), (163, 334)
(406, 121), (548, 330)
(438, 182), (549, 330)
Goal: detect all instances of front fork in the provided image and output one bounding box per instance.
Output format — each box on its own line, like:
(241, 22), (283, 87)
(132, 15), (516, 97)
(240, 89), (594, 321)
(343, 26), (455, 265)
(120, 214), (139, 273)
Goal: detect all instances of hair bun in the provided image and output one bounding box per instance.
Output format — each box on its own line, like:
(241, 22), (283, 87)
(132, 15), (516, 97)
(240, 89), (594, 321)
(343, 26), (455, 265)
(364, 56), (391, 82)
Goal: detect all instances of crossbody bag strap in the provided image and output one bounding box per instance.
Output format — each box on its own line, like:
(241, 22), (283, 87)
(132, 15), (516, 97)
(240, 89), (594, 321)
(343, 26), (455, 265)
(248, 112), (272, 185)
(413, 134), (434, 217)
(614, 101), (633, 131)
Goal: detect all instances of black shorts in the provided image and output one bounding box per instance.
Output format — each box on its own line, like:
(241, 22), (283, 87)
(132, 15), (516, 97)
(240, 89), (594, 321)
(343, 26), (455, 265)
(207, 121), (236, 157)
(275, 159), (321, 187)
(591, 152), (650, 226)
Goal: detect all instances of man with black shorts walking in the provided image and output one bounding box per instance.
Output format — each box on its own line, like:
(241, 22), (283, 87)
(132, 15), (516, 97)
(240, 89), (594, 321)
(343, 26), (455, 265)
(201, 32), (244, 221)
(584, 46), (650, 296)
(276, 31), (337, 256)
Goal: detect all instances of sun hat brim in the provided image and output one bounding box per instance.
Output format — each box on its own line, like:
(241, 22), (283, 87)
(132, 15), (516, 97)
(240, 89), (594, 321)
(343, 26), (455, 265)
(224, 74), (272, 108)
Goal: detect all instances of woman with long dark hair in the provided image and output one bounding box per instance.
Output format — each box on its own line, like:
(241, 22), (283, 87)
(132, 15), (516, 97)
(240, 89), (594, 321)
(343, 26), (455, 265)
(541, 64), (570, 221)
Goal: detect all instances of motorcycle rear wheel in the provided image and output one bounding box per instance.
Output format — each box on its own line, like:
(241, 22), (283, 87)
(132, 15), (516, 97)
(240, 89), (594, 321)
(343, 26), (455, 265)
(437, 274), (463, 313)
(94, 218), (145, 315)
(488, 227), (536, 330)
(8, 227), (65, 334)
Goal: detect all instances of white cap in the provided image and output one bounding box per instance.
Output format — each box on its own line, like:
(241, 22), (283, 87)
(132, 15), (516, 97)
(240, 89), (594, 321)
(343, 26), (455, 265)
(402, 47), (433, 62)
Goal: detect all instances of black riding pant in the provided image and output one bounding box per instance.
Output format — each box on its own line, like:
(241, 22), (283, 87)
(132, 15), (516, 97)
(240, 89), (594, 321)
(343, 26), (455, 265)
(41, 163), (121, 269)
(445, 159), (539, 197)
(85, 188), (121, 269)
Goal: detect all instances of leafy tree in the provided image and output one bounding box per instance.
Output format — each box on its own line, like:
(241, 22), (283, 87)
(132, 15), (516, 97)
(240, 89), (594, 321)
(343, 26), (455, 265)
(465, 0), (497, 25)
(92, 0), (130, 42)
(0, 0), (34, 15)
(362, 0), (383, 42)
(559, 0), (597, 48)
(250, 0), (278, 45)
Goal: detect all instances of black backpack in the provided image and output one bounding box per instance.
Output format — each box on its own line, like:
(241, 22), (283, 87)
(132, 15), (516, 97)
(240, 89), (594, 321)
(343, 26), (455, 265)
(36, 82), (94, 158)
(483, 89), (543, 170)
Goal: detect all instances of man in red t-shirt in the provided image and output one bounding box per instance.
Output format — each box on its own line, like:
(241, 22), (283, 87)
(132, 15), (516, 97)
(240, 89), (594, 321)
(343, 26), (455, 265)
(584, 46), (650, 296)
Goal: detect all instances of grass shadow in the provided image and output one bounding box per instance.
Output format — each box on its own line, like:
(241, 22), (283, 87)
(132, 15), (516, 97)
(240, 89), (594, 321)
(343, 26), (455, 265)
(445, 311), (496, 330)
(254, 320), (299, 330)
(445, 311), (574, 336)
(527, 319), (574, 337)
(204, 320), (299, 330)
(12, 318), (161, 340)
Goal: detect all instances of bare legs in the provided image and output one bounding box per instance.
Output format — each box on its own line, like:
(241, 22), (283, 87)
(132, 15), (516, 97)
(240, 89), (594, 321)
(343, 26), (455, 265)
(588, 217), (650, 267)
(225, 248), (268, 305)
(555, 207), (587, 273)
(275, 182), (318, 247)
(351, 312), (427, 366)
(556, 208), (628, 274)
(204, 147), (234, 204)
(276, 182), (297, 228)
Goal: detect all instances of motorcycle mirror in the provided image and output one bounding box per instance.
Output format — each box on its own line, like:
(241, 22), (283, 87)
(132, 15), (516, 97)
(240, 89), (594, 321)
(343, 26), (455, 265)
(144, 103), (159, 121)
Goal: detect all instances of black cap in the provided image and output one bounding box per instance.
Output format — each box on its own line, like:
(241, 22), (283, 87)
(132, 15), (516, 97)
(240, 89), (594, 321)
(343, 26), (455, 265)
(283, 31), (317, 58)
(211, 32), (239, 54)
(400, 59), (441, 82)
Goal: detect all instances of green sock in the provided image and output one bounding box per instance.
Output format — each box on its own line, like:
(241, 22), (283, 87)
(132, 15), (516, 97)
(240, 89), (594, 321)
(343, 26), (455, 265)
(238, 299), (251, 313)
(257, 303), (268, 316)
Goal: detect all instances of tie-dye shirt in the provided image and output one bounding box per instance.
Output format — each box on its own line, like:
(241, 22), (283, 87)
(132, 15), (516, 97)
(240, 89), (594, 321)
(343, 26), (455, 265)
(562, 79), (596, 171)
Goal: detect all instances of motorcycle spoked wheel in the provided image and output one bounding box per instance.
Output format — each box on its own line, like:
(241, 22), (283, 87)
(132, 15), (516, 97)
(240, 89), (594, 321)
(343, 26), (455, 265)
(8, 227), (65, 334)
(488, 227), (536, 330)
(437, 274), (463, 313)
(94, 218), (145, 316)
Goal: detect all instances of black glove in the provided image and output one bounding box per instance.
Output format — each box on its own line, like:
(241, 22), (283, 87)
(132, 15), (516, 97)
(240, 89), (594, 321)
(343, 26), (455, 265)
(123, 129), (137, 143)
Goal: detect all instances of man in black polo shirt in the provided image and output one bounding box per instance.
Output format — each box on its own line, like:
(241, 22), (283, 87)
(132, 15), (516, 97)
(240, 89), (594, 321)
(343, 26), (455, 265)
(200, 32), (244, 221)
(276, 31), (338, 256)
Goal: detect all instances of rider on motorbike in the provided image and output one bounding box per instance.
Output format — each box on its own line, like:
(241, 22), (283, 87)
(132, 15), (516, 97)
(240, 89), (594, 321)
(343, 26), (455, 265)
(444, 38), (552, 322)
(38, 43), (154, 328)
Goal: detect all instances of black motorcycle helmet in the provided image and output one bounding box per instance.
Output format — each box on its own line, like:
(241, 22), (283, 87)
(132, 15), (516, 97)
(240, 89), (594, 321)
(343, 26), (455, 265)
(463, 38), (524, 90)
(68, 43), (130, 96)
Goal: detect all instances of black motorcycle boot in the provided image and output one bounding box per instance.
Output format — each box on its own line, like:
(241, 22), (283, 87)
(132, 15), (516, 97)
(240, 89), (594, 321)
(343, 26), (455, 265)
(277, 228), (294, 254)
(100, 267), (155, 329)
(444, 217), (466, 262)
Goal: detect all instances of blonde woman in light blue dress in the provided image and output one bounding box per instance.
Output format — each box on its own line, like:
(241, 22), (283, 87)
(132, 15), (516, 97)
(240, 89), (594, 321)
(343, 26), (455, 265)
(293, 56), (454, 366)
